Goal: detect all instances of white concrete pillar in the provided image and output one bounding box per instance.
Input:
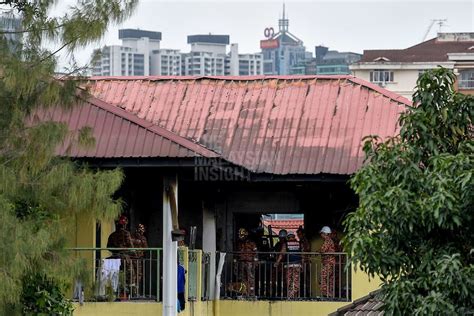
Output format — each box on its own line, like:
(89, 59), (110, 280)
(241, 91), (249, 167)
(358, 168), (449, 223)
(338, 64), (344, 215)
(202, 204), (216, 298)
(163, 175), (178, 316)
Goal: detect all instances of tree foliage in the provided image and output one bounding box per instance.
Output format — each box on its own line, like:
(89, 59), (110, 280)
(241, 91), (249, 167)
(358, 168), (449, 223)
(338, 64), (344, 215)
(344, 68), (473, 315)
(0, 0), (137, 313)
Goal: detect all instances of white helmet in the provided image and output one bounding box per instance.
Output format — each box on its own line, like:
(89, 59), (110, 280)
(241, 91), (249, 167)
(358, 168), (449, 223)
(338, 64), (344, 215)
(320, 226), (332, 234)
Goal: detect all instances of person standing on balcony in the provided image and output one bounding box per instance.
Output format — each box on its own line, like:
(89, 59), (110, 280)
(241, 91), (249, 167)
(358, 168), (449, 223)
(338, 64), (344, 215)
(107, 215), (134, 257)
(273, 229), (288, 257)
(285, 233), (302, 299)
(236, 228), (257, 297)
(132, 223), (148, 296)
(254, 226), (270, 297)
(106, 215), (134, 298)
(274, 229), (288, 297)
(319, 226), (336, 298)
(297, 227), (311, 297)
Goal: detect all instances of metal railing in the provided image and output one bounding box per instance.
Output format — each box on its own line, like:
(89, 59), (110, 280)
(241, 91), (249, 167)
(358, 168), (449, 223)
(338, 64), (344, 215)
(202, 252), (211, 301)
(187, 250), (199, 301)
(219, 252), (350, 301)
(71, 248), (162, 302)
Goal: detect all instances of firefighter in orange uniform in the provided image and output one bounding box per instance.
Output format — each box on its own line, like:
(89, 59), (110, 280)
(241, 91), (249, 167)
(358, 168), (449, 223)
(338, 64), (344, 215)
(285, 233), (302, 299)
(236, 228), (257, 297)
(320, 226), (336, 297)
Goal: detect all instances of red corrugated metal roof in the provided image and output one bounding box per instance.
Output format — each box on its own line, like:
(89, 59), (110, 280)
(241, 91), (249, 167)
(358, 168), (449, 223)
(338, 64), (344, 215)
(84, 75), (410, 175)
(262, 219), (304, 236)
(262, 219), (304, 230)
(34, 94), (218, 158)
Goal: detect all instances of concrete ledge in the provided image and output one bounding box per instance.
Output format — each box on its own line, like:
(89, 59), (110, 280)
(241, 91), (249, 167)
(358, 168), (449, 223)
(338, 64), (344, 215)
(73, 300), (347, 316)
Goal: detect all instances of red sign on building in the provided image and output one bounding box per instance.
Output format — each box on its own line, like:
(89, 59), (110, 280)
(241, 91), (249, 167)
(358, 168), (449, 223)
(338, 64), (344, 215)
(260, 39), (279, 49)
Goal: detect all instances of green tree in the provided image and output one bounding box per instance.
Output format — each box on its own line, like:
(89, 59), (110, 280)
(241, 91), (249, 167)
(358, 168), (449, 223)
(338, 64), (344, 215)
(0, 0), (137, 314)
(344, 68), (473, 315)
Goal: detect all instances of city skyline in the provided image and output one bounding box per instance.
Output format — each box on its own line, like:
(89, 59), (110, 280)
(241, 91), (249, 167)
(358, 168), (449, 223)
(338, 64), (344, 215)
(53, 0), (473, 70)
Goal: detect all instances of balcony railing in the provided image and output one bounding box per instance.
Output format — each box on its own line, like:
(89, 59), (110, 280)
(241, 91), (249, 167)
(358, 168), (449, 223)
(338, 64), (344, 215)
(202, 252), (212, 301)
(458, 79), (474, 89)
(70, 248), (350, 303)
(71, 247), (161, 302)
(218, 252), (351, 301)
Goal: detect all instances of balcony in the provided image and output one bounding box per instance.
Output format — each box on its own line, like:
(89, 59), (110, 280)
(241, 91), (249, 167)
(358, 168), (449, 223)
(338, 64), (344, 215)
(71, 247), (162, 302)
(70, 248), (349, 303)
(220, 252), (350, 301)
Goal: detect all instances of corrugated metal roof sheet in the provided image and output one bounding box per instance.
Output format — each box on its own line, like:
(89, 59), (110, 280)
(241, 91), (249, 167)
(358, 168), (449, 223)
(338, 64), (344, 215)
(329, 290), (384, 316)
(85, 75), (410, 175)
(33, 94), (218, 158)
(262, 219), (304, 230)
(262, 219), (304, 236)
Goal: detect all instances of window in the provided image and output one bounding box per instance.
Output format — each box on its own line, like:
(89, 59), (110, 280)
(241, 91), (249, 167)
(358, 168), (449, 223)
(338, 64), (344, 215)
(370, 70), (394, 84)
(458, 70), (474, 89)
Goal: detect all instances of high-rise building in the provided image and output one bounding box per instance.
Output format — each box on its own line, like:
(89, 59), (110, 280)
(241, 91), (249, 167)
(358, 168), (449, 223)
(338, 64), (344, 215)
(260, 5), (307, 75)
(92, 30), (262, 76)
(0, 14), (22, 47)
(150, 48), (182, 76)
(314, 46), (361, 75)
(182, 35), (229, 76)
(92, 29), (162, 76)
(228, 44), (263, 76)
(182, 35), (263, 76)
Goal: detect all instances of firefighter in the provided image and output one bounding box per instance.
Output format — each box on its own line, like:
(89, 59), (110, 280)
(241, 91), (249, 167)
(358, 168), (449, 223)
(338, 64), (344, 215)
(255, 226), (271, 258)
(274, 229), (288, 297)
(285, 233), (302, 299)
(236, 228), (257, 297)
(297, 227), (311, 297)
(254, 226), (271, 296)
(320, 226), (336, 297)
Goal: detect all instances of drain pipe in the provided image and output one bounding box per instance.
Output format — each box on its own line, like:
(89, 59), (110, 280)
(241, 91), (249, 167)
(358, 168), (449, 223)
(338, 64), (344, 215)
(214, 252), (226, 316)
(163, 176), (185, 316)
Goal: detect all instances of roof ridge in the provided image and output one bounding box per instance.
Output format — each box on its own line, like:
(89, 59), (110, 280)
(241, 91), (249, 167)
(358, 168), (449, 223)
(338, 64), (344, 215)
(88, 75), (353, 81)
(404, 37), (437, 50)
(347, 76), (412, 106)
(79, 91), (220, 158)
(86, 75), (411, 107)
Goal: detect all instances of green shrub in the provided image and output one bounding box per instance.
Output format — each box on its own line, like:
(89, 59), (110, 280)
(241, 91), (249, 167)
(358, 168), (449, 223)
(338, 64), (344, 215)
(21, 274), (74, 316)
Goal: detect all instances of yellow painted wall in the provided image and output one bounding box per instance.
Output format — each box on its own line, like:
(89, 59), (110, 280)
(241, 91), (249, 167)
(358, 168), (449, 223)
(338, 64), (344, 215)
(74, 301), (214, 316)
(74, 300), (346, 316)
(74, 302), (163, 316)
(99, 219), (115, 258)
(351, 266), (381, 300)
(75, 215), (95, 248)
(73, 264), (381, 316)
(217, 301), (348, 316)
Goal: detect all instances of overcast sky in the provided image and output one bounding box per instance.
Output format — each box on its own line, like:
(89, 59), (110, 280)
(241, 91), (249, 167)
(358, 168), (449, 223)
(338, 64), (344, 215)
(55, 0), (473, 69)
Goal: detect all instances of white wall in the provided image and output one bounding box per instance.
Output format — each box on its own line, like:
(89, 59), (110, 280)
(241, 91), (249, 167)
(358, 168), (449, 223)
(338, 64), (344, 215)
(190, 43), (227, 55)
(110, 46), (122, 76)
(202, 206), (217, 298)
(229, 43), (239, 76)
(351, 62), (455, 100)
(352, 69), (419, 100)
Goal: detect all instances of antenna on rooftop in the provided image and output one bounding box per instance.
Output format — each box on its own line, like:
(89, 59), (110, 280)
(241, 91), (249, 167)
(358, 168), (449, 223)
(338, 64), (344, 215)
(422, 19), (448, 41)
(279, 2), (289, 33)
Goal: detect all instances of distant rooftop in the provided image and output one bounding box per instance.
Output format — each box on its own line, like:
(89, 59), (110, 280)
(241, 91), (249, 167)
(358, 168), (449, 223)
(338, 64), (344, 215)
(187, 34), (230, 45)
(119, 29), (162, 41)
(359, 32), (474, 63)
